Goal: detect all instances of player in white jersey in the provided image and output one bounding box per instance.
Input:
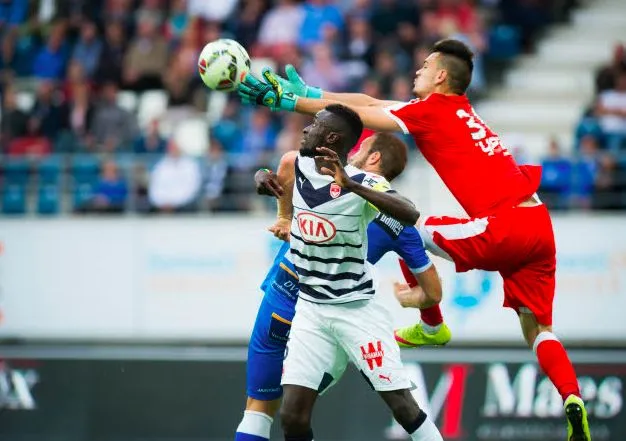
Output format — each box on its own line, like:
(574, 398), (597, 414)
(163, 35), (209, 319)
(279, 104), (444, 441)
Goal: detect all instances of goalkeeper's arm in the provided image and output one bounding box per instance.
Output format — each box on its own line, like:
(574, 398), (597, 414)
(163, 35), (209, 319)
(321, 91), (400, 108)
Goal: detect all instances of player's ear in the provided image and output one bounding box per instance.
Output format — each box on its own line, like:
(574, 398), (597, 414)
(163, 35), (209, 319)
(435, 68), (447, 86)
(326, 132), (339, 145)
(368, 151), (381, 166)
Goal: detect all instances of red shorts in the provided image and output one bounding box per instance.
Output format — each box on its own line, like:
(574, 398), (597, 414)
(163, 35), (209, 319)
(419, 204), (556, 325)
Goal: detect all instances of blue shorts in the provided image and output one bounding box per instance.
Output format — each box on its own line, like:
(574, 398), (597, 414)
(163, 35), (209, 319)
(246, 290), (296, 401)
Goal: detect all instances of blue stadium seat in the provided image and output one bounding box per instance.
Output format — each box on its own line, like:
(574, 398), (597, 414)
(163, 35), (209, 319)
(70, 155), (100, 211)
(36, 156), (63, 215)
(2, 184), (27, 214)
(70, 154), (100, 183)
(37, 156), (63, 184)
(3, 158), (30, 185)
(37, 183), (60, 215)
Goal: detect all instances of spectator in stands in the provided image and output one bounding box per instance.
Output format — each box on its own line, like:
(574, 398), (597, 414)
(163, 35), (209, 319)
(571, 135), (600, 209)
(420, 9), (444, 47)
(89, 160), (128, 213)
(187, 0), (238, 22)
(148, 139), (202, 212)
(593, 152), (625, 210)
(203, 138), (229, 211)
(135, 0), (165, 28)
(123, 12), (168, 91)
(343, 16), (374, 83)
(539, 138), (572, 210)
(95, 20), (126, 84)
(436, 0), (476, 34)
(276, 113), (307, 155)
(134, 119), (166, 154)
(92, 81), (138, 150)
(71, 20), (102, 79)
(369, 0), (417, 39)
(29, 80), (64, 140)
(0, 86), (28, 151)
(390, 76), (413, 102)
(301, 44), (346, 92)
(371, 50), (397, 97)
(165, 0), (189, 44)
(32, 22), (69, 80)
(258, 0), (304, 52)
(298, 0), (344, 49)
(595, 43), (626, 94)
(103, 0), (134, 34)
(62, 60), (93, 102)
(237, 107), (277, 170)
(596, 69), (626, 153)
(60, 81), (94, 147)
(233, 0), (269, 51)
(212, 100), (242, 153)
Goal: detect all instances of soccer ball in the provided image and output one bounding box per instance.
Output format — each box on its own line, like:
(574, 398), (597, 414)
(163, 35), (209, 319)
(197, 39), (251, 92)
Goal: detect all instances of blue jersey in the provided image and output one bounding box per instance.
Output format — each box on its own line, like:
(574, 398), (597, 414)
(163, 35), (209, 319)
(246, 215), (432, 400)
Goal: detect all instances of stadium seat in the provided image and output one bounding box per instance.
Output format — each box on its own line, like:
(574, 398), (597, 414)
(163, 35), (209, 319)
(70, 155), (100, 210)
(117, 90), (138, 113)
(2, 158), (30, 185)
(137, 90), (168, 128)
(36, 156), (62, 215)
(2, 184), (27, 214)
(206, 91), (228, 125)
(173, 118), (209, 156)
(15, 91), (35, 112)
(37, 183), (61, 215)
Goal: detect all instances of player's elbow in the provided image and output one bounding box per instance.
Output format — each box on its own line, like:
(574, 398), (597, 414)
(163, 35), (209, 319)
(399, 208), (420, 226)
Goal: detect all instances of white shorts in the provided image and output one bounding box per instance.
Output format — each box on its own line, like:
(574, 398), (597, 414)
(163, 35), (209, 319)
(281, 294), (411, 392)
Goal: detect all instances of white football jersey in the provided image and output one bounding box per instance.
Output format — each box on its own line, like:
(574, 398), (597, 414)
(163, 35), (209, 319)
(290, 155), (391, 303)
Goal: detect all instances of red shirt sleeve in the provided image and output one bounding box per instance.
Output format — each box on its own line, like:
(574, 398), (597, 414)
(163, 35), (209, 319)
(383, 98), (432, 136)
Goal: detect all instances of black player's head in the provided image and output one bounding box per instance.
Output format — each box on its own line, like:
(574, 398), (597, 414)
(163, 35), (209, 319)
(349, 133), (408, 182)
(300, 104), (363, 164)
(413, 38), (474, 98)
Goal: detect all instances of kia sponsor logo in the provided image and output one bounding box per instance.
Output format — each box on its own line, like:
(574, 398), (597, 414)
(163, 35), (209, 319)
(297, 212), (336, 243)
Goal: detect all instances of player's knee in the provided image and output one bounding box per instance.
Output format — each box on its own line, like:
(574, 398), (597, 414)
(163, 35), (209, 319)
(280, 407), (311, 434)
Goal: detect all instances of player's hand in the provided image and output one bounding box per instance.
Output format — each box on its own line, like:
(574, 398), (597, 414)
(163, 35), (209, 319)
(254, 169), (283, 198)
(315, 147), (352, 188)
(393, 281), (421, 308)
(268, 217), (291, 242)
(277, 64), (322, 99)
(238, 68), (298, 111)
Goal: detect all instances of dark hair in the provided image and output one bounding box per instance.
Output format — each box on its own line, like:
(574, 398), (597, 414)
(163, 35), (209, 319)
(432, 39), (474, 94)
(324, 104), (364, 154)
(368, 133), (408, 181)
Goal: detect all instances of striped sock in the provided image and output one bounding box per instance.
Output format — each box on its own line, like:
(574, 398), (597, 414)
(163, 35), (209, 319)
(235, 410), (273, 441)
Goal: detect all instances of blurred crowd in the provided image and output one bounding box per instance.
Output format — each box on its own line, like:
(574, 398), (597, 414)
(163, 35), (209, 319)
(0, 0), (590, 215)
(538, 43), (626, 211)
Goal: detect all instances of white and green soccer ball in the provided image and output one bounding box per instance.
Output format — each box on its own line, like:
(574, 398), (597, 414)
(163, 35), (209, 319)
(197, 39), (251, 92)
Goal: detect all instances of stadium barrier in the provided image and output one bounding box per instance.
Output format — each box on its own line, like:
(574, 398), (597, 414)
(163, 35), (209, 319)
(0, 215), (625, 344)
(0, 346), (625, 441)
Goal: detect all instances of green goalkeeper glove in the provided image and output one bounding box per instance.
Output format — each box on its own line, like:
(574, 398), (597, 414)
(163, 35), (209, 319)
(238, 68), (298, 112)
(277, 64), (322, 99)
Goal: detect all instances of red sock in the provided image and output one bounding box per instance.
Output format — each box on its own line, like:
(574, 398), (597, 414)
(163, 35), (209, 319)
(398, 259), (444, 326)
(535, 334), (581, 401)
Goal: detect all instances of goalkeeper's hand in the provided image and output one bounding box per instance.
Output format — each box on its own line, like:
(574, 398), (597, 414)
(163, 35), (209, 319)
(238, 68), (298, 111)
(276, 64), (322, 99)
